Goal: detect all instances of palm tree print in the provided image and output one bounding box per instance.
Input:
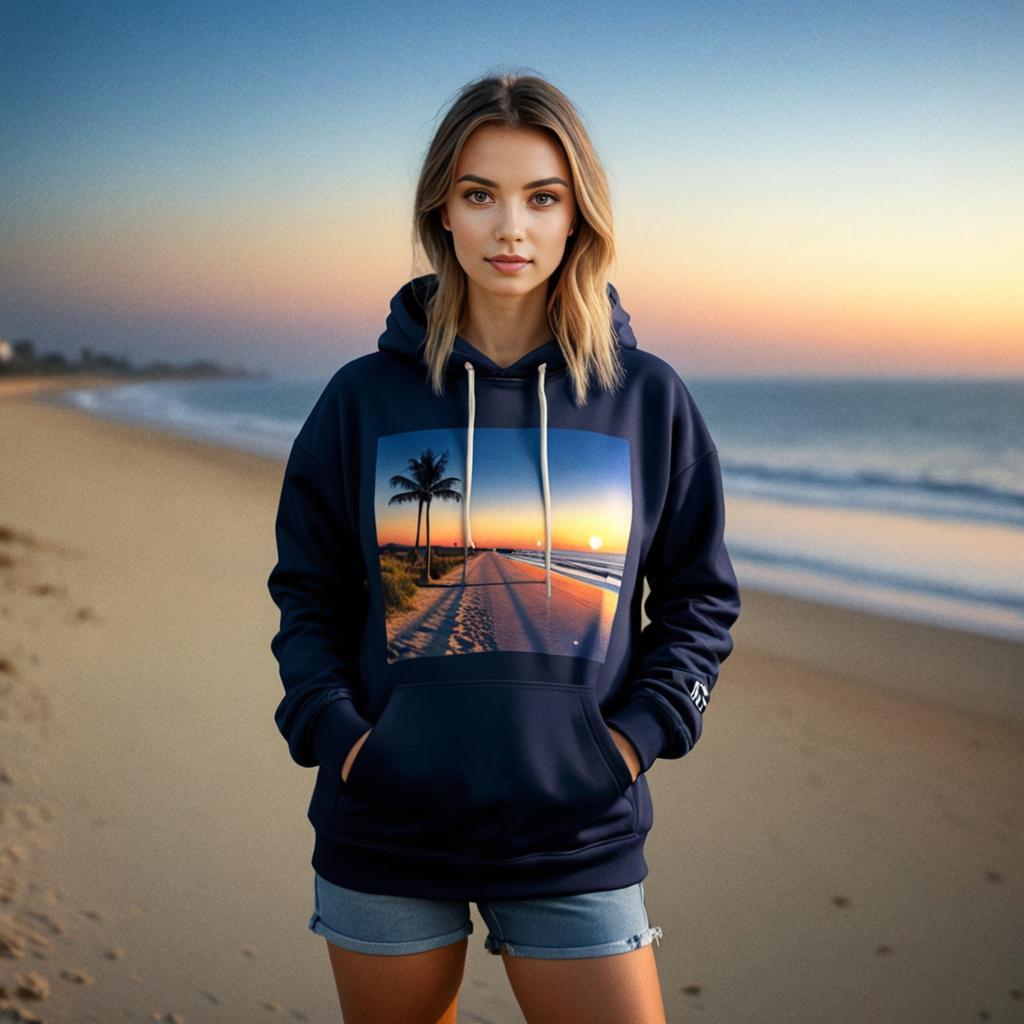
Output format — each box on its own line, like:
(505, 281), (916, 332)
(387, 448), (463, 581)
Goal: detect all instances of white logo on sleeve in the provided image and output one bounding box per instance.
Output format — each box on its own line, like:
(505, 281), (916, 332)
(689, 678), (709, 713)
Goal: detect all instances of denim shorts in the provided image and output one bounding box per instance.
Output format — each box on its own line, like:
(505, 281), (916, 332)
(308, 872), (663, 960)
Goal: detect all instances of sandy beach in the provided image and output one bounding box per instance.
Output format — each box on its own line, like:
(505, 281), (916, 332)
(1, 374), (1022, 1023)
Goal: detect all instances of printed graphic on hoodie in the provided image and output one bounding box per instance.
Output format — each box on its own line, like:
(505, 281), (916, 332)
(375, 425), (632, 663)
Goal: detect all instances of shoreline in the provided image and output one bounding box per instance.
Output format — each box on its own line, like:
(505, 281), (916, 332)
(1, 371), (286, 477)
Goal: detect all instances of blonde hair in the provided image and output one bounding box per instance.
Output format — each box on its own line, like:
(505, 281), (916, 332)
(410, 70), (625, 407)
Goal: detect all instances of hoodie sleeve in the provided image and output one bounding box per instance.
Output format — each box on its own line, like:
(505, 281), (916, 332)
(604, 445), (741, 775)
(267, 434), (373, 778)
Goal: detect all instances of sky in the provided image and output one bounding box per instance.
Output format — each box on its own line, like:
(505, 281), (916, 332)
(374, 426), (632, 552)
(1, 0), (1021, 379)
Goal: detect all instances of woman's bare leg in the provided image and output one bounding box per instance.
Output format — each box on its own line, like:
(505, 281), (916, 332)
(499, 944), (667, 1024)
(323, 935), (468, 1024)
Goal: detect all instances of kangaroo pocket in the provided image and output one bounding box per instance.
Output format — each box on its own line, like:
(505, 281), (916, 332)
(332, 680), (637, 859)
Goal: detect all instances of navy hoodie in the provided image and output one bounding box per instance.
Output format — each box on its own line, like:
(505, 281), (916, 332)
(267, 273), (741, 901)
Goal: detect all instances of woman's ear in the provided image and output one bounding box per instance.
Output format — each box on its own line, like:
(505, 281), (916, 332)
(440, 204), (450, 232)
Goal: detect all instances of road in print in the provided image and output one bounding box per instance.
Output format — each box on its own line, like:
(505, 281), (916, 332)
(374, 425), (632, 664)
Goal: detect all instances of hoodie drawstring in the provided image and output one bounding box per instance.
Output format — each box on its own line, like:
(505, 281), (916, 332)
(462, 360), (552, 598)
(537, 362), (552, 598)
(462, 361), (476, 569)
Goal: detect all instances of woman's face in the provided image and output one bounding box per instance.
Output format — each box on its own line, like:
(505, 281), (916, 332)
(440, 123), (578, 298)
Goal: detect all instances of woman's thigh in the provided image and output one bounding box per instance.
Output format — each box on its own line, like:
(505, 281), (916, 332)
(308, 872), (473, 1023)
(323, 937), (467, 1024)
(478, 880), (666, 1024)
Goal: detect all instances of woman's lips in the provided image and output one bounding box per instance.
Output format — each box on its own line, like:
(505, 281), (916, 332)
(487, 258), (531, 274)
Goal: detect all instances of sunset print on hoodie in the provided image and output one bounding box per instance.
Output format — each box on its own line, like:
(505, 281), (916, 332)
(376, 424), (631, 664)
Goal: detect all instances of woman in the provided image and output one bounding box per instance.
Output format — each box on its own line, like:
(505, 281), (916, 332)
(267, 71), (741, 1024)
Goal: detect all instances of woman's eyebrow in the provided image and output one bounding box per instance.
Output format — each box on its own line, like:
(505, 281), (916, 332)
(456, 174), (569, 189)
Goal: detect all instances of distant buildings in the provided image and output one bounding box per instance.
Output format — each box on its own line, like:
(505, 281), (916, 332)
(0, 335), (264, 381)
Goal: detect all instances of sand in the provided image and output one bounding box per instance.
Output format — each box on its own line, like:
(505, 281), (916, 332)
(0, 374), (1021, 1023)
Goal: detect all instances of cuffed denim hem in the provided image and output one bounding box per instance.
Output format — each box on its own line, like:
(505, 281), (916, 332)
(308, 908), (475, 956)
(483, 924), (663, 959)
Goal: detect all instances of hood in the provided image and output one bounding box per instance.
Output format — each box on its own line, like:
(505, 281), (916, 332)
(376, 272), (639, 602)
(377, 273), (638, 380)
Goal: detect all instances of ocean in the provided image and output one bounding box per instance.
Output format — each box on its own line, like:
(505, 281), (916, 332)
(43, 374), (1024, 642)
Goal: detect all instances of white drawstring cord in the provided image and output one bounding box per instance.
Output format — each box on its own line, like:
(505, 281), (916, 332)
(538, 362), (552, 598)
(462, 361), (475, 586)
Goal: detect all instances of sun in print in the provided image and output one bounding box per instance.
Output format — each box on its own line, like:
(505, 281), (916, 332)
(589, 536), (603, 551)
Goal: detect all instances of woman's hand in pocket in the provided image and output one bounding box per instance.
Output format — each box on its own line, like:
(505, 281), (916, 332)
(607, 726), (641, 783)
(341, 728), (373, 783)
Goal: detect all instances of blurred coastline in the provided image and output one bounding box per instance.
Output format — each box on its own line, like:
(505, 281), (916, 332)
(34, 371), (1024, 646)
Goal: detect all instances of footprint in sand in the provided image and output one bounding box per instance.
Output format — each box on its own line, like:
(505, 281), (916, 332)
(12, 970), (50, 1001)
(0, 912), (56, 958)
(0, 877), (22, 904)
(59, 966), (94, 985)
(0, 844), (30, 867)
(24, 908), (67, 938)
(449, 581), (498, 655)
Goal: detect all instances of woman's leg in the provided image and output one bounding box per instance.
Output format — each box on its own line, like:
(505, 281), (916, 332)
(499, 944), (667, 1024)
(324, 934), (468, 1024)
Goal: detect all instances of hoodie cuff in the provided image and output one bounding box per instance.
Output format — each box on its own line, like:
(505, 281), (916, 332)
(312, 698), (374, 779)
(604, 698), (675, 776)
